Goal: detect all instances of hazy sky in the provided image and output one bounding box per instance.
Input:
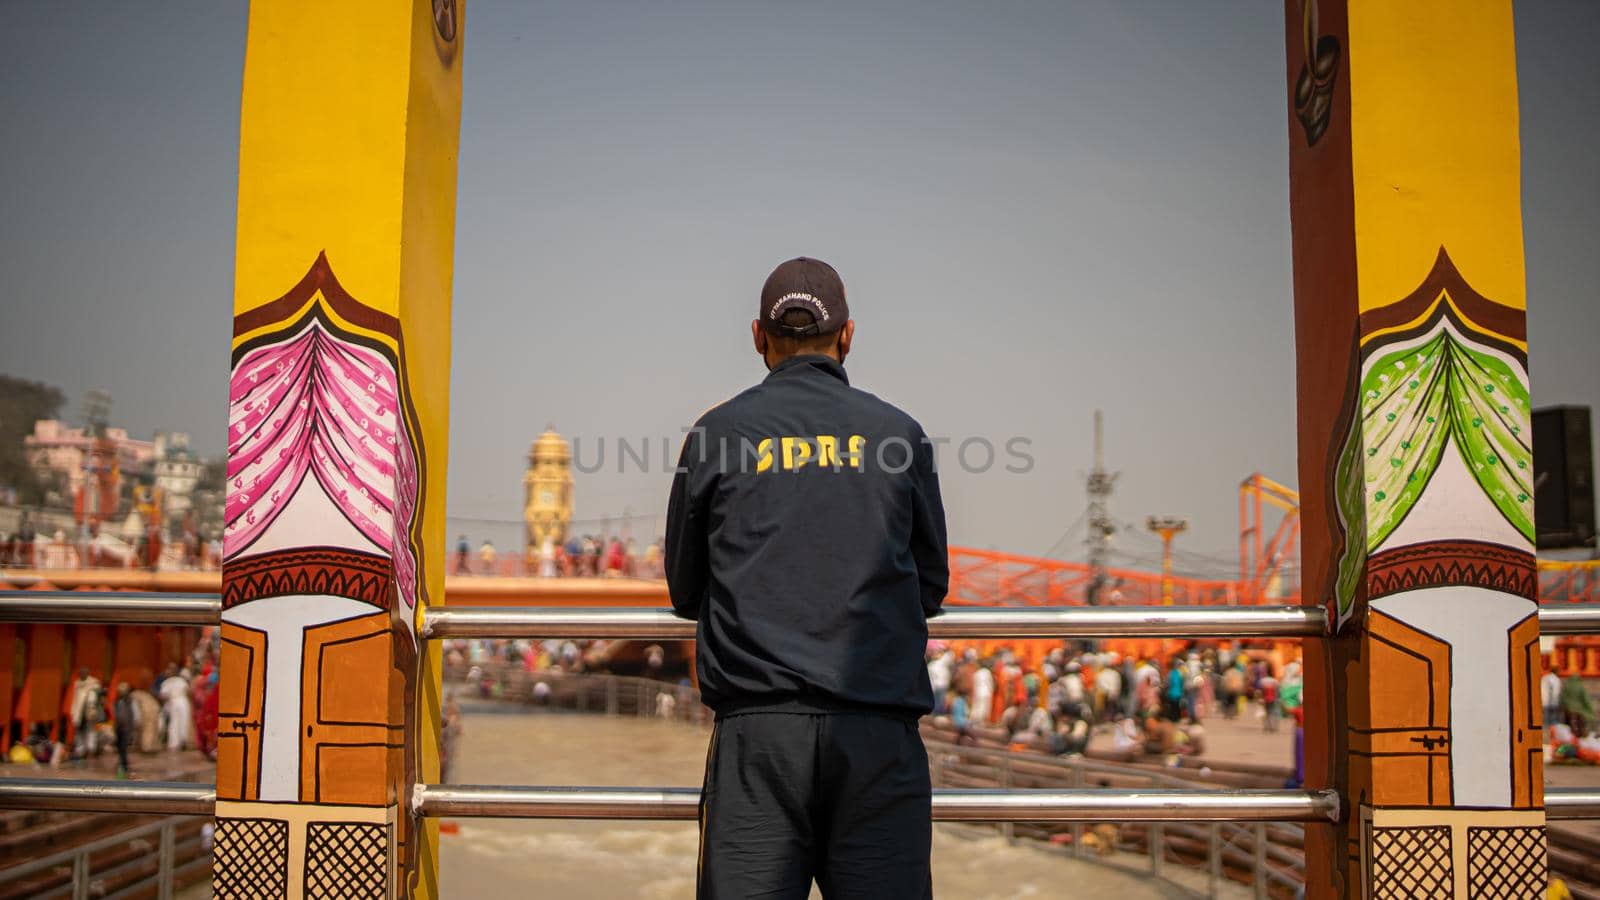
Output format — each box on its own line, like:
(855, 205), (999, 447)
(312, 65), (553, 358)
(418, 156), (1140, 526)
(2, 1), (1595, 574)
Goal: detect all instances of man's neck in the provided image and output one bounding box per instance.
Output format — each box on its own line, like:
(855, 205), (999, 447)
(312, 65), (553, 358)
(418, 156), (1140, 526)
(765, 349), (842, 370)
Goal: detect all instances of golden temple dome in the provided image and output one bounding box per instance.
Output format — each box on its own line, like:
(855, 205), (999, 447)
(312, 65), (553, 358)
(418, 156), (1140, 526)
(529, 426), (571, 464)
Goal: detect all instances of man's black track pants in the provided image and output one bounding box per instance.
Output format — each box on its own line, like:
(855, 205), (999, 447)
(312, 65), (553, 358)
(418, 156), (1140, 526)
(697, 711), (934, 899)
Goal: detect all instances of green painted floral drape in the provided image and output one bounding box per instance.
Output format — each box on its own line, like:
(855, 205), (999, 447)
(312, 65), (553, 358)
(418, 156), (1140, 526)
(1331, 324), (1532, 624)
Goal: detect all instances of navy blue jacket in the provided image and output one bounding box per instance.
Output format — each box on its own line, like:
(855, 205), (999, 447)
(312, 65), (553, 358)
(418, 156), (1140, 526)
(665, 354), (949, 718)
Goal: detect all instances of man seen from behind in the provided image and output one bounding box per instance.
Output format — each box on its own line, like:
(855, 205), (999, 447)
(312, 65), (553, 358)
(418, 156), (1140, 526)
(666, 257), (949, 899)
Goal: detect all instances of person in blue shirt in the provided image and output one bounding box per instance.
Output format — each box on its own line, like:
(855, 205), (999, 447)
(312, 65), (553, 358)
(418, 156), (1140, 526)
(951, 689), (973, 745)
(1164, 658), (1187, 721)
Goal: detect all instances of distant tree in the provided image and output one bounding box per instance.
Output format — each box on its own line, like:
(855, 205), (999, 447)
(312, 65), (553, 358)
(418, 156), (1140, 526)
(197, 457), (227, 496)
(194, 457), (228, 539)
(0, 375), (67, 505)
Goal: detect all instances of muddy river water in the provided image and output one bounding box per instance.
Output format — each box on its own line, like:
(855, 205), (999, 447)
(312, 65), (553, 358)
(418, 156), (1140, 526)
(438, 707), (1202, 899)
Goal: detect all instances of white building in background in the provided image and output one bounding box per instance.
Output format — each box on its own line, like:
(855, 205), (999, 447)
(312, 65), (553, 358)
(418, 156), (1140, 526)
(23, 421), (212, 535)
(153, 432), (203, 522)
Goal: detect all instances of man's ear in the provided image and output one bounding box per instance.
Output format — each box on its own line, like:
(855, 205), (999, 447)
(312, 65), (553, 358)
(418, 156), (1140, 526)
(751, 320), (767, 358)
(837, 319), (855, 362)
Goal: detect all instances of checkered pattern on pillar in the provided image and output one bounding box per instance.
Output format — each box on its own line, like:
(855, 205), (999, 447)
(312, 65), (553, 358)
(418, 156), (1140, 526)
(1370, 825), (1452, 900)
(212, 817), (290, 900)
(1467, 826), (1548, 900)
(305, 821), (390, 899)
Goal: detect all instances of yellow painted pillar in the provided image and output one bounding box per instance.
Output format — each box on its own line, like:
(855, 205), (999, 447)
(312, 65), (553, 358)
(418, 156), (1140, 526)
(213, 2), (462, 897)
(1284, 1), (1544, 896)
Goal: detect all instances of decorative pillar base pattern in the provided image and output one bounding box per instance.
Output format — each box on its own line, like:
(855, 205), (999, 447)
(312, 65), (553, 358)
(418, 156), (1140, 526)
(214, 802), (397, 900)
(1362, 809), (1545, 900)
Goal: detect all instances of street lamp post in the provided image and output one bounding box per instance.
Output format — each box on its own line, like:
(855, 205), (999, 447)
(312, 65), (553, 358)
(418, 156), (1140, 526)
(1146, 516), (1188, 606)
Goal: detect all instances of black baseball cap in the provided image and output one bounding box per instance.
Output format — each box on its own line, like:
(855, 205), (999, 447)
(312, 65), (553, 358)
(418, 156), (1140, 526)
(759, 257), (849, 337)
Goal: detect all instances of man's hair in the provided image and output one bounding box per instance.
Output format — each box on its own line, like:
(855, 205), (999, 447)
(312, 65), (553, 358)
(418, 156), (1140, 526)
(766, 308), (839, 356)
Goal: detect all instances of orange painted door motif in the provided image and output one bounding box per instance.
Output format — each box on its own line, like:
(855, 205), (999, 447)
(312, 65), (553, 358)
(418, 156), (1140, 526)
(217, 623), (267, 801)
(300, 611), (401, 805)
(1356, 611), (1452, 807)
(1508, 612), (1542, 808)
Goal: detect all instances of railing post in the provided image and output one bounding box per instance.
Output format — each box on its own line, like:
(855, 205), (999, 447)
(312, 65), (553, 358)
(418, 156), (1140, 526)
(1150, 823), (1164, 878)
(605, 678), (618, 716)
(1252, 822), (1267, 900)
(1208, 823), (1221, 898)
(71, 850), (88, 900)
(1069, 763), (1086, 859)
(1146, 770), (1164, 878)
(999, 756), (1014, 844)
(158, 820), (176, 900)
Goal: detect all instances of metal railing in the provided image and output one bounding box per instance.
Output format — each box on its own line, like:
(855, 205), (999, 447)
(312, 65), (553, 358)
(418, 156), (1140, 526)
(0, 591), (221, 625)
(0, 591), (1329, 637)
(0, 778), (1338, 823)
(0, 779), (216, 815)
(446, 665), (714, 725)
(1536, 604), (1600, 635)
(4, 775), (1597, 822)
(1547, 788), (1600, 819)
(7, 590), (1599, 636)
(0, 591), (1596, 830)
(926, 735), (1308, 899)
(421, 604), (1330, 639)
(0, 814), (207, 900)
(458, 667), (1314, 895)
(412, 784), (1342, 822)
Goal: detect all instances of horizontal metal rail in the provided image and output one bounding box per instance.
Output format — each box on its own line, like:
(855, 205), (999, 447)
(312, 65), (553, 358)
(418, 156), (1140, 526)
(414, 785), (695, 820)
(1546, 788), (1600, 819)
(413, 785), (1341, 823)
(2, 779), (1594, 822)
(932, 788), (1336, 825)
(0, 779), (1337, 823)
(0, 814), (189, 887)
(0, 779), (215, 815)
(1536, 605), (1600, 635)
(420, 605), (1331, 639)
(0, 591), (221, 626)
(5, 591), (1597, 640)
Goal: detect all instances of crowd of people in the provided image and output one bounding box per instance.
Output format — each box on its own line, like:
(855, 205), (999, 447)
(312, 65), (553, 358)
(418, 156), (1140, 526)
(928, 643), (1306, 773)
(17, 632), (1586, 782)
(7, 631), (222, 777)
(453, 533), (665, 579)
(0, 513), (223, 571)
(1543, 664), (1600, 765)
(445, 635), (1312, 772)
(921, 643), (1598, 775)
(444, 636), (673, 686)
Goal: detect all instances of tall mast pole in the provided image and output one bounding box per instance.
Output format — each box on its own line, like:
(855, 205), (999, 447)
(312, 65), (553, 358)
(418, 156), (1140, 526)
(1086, 411), (1116, 605)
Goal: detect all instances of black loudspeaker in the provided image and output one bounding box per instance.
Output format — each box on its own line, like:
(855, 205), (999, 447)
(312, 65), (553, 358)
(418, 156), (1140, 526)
(1533, 405), (1596, 549)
